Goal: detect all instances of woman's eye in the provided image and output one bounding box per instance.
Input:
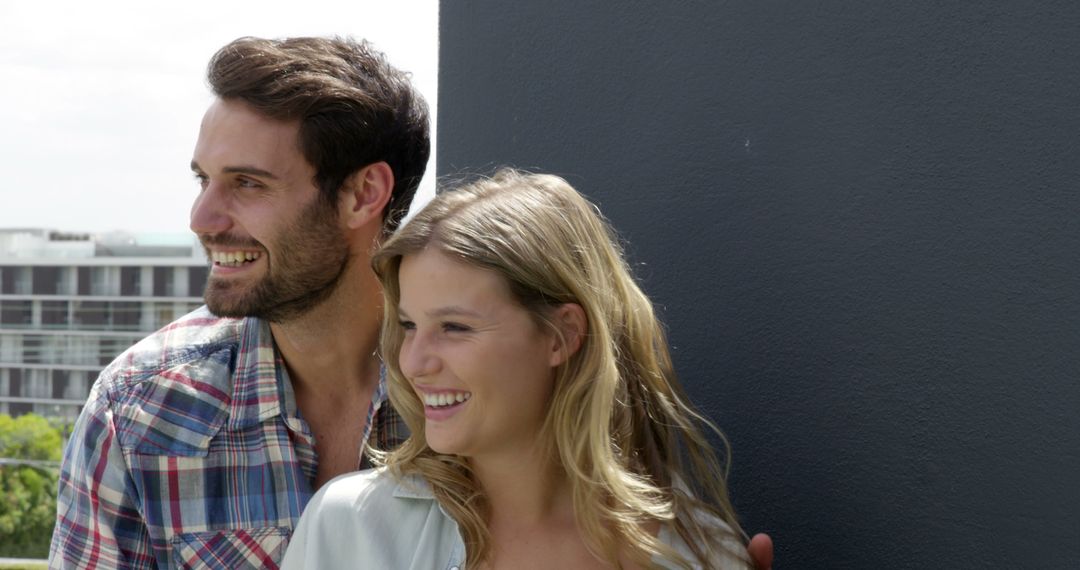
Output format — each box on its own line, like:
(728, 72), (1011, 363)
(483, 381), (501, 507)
(398, 320), (416, 331)
(442, 322), (472, 333)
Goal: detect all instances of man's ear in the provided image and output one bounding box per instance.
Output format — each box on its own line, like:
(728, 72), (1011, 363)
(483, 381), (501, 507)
(549, 303), (588, 367)
(340, 161), (394, 230)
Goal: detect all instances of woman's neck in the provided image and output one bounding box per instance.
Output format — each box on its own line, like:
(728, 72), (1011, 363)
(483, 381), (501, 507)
(469, 448), (649, 569)
(470, 445), (573, 528)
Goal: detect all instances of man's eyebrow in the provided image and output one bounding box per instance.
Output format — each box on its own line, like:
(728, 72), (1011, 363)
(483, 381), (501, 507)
(223, 166), (279, 179)
(189, 160), (279, 180)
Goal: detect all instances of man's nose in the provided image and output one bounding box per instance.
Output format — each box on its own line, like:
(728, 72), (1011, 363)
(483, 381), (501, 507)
(190, 181), (232, 236)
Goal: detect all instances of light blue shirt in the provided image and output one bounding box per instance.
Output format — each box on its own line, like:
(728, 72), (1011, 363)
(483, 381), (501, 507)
(282, 468), (749, 569)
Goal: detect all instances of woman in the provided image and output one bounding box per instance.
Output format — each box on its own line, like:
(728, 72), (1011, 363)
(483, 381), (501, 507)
(283, 169), (752, 569)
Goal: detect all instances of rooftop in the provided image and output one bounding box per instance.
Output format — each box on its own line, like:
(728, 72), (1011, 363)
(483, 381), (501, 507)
(0, 229), (205, 263)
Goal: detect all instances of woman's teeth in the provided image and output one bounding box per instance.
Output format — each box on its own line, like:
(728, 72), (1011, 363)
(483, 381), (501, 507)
(423, 392), (471, 407)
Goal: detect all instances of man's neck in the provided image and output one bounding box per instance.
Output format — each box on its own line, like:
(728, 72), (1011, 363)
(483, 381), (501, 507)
(270, 262), (386, 486)
(269, 259), (384, 400)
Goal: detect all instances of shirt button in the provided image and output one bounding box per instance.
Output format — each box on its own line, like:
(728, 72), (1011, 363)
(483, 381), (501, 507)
(450, 567), (460, 570)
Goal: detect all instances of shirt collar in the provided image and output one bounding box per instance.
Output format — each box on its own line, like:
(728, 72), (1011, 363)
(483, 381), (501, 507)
(392, 471), (480, 528)
(392, 472), (437, 500)
(226, 316), (292, 429)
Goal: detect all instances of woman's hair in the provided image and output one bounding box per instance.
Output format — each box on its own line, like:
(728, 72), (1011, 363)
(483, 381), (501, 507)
(371, 168), (748, 568)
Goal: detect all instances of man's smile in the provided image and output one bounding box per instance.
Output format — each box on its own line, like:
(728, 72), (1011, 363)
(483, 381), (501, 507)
(209, 249), (263, 268)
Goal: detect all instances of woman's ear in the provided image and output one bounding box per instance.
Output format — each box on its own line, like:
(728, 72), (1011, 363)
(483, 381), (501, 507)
(549, 303), (587, 367)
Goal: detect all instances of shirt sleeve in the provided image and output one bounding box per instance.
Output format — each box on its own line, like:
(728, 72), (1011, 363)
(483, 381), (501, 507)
(49, 384), (156, 569)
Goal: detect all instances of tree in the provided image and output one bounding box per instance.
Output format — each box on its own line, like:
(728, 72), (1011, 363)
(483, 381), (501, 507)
(0, 414), (62, 559)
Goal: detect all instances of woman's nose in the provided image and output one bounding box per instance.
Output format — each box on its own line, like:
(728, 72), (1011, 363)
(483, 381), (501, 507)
(399, 333), (441, 379)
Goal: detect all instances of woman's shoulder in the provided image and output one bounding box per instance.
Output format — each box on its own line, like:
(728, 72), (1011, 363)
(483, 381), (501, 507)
(657, 508), (752, 570)
(316, 467), (398, 501)
(306, 467), (435, 520)
(282, 468), (454, 569)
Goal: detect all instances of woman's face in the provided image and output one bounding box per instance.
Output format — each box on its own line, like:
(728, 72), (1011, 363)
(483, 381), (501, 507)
(396, 247), (561, 460)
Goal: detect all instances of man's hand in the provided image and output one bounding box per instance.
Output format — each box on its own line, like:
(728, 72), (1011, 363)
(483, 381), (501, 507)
(748, 533), (774, 570)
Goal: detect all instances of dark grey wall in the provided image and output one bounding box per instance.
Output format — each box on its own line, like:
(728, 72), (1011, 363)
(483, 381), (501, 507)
(437, 2), (1080, 568)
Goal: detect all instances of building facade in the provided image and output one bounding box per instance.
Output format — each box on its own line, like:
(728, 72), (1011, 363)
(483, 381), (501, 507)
(0, 229), (207, 421)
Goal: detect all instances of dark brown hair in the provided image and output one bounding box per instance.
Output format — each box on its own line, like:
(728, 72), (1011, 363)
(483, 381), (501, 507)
(207, 36), (430, 232)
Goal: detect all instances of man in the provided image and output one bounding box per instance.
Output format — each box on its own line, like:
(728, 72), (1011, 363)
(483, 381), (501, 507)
(50, 36), (428, 569)
(50, 36), (774, 570)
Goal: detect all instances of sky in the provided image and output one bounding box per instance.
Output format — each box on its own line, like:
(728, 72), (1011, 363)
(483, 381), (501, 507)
(0, 0), (438, 238)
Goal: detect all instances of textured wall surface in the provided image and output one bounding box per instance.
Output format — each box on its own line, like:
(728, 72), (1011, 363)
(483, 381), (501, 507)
(437, 2), (1080, 567)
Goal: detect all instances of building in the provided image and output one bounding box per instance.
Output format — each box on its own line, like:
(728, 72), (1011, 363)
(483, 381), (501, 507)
(0, 229), (208, 421)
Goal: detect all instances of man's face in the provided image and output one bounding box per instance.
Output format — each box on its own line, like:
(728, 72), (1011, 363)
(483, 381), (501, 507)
(189, 99), (350, 322)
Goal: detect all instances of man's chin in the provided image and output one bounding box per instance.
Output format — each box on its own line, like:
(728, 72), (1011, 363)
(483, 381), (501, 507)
(204, 287), (263, 319)
(204, 299), (257, 319)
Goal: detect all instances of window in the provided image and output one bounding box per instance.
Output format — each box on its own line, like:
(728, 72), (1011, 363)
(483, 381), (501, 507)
(0, 334), (18, 362)
(52, 370), (67, 400)
(61, 337), (97, 366)
(188, 265), (209, 297)
(23, 337), (42, 364)
(41, 300), (69, 327)
(2, 267), (32, 294)
(113, 301), (142, 330)
(0, 300), (32, 327)
(9, 402), (32, 416)
(0, 267), (14, 294)
(8, 369), (21, 395)
(77, 267), (91, 295)
(25, 369), (50, 398)
(73, 300), (108, 328)
(32, 266), (61, 295)
(120, 266), (142, 296)
(153, 267), (174, 296)
(155, 304), (175, 329)
(90, 267), (111, 295)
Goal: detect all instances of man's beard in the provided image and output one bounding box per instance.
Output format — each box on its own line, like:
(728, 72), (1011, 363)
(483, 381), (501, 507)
(200, 197), (350, 323)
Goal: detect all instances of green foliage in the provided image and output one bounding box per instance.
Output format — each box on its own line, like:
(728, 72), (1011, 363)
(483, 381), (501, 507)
(0, 414), (63, 559)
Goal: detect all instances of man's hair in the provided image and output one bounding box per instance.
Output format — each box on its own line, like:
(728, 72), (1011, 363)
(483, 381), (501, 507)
(207, 36), (430, 232)
(372, 169), (750, 568)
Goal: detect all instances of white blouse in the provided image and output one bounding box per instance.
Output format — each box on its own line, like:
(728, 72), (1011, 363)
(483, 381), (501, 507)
(281, 468), (749, 569)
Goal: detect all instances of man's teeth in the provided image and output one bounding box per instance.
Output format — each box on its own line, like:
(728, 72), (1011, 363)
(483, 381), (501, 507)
(211, 251), (261, 267)
(423, 392), (471, 408)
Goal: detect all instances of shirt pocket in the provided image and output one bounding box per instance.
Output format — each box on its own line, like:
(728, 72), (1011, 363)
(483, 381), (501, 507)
(172, 526), (290, 570)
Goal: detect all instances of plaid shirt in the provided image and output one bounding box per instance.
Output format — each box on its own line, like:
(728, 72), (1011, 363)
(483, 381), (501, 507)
(49, 306), (405, 569)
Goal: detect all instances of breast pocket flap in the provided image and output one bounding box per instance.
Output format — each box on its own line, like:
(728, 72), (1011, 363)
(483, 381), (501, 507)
(173, 526), (290, 570)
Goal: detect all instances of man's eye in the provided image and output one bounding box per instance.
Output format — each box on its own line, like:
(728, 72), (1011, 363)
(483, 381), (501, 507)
(193, 173), (209, 190)
(237, 178), (263, 189)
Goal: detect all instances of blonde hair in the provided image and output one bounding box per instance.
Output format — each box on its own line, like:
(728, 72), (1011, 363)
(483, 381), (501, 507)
(371, 169), (748, 568)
